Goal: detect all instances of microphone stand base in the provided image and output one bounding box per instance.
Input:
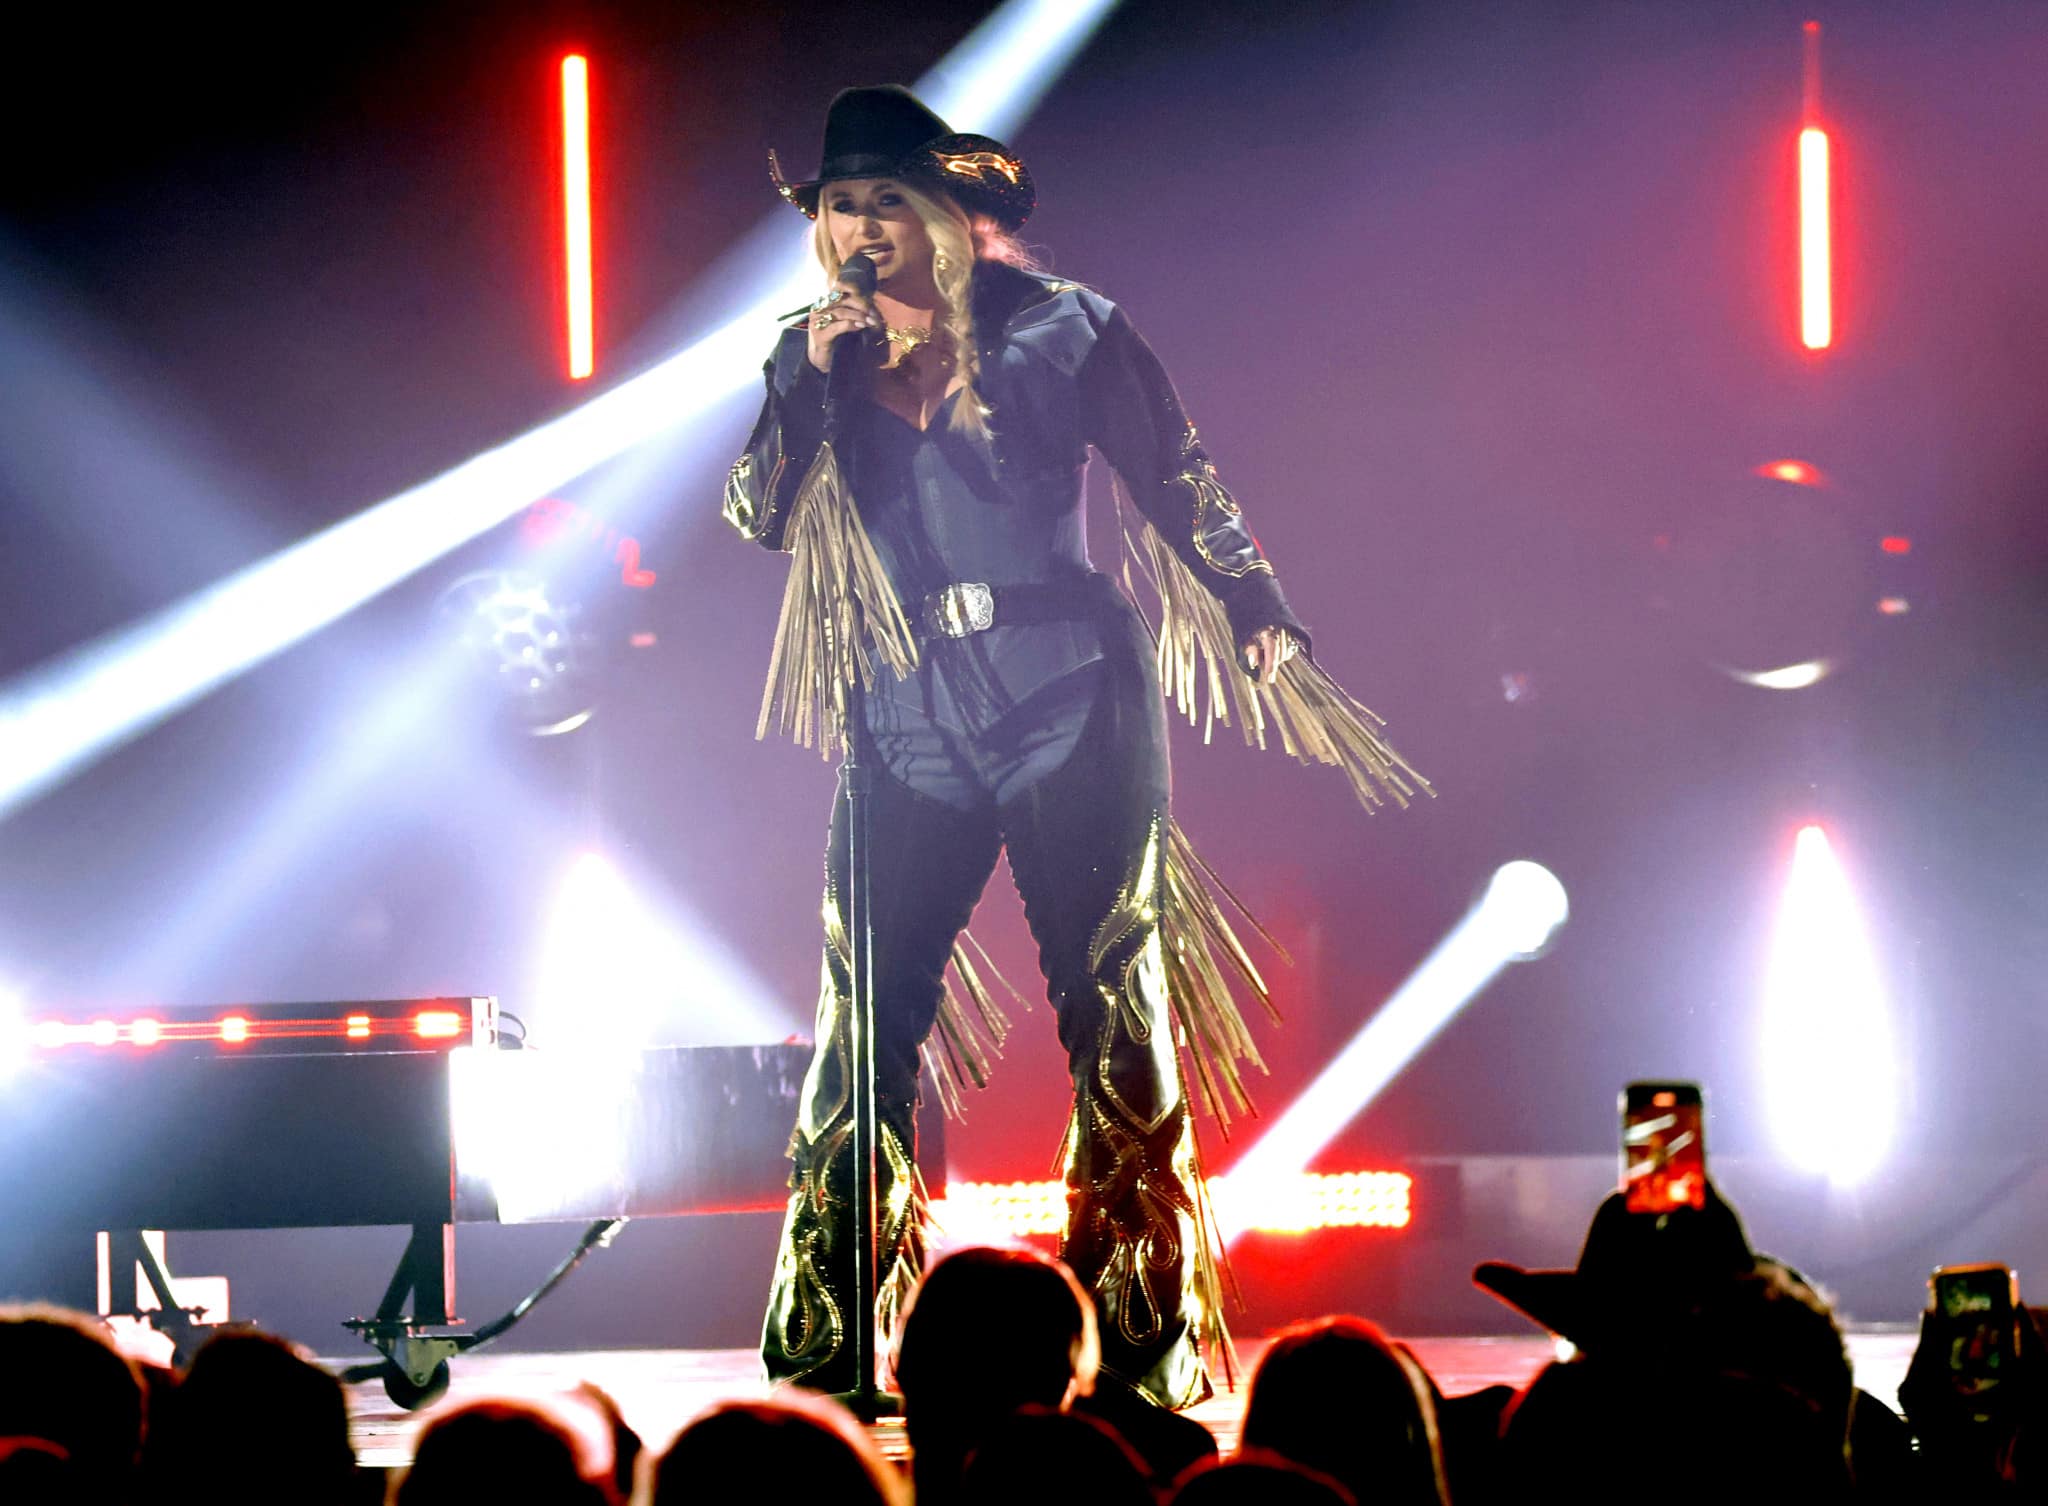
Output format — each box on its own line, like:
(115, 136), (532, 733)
(828, 1384), (905, 1422)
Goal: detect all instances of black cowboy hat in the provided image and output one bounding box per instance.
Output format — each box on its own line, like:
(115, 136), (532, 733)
(770, 84), (1036, 232)
(1472, 1183), (1759, 1355)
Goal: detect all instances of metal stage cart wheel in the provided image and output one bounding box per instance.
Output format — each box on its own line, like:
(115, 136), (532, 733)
(342, 1216), (627, 1410)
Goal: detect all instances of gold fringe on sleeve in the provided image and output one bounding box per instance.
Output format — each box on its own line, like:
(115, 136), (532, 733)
(920, 930), (1029, 1122)
(756, 440), (921, 757)
(1130, 517), (1432, 813)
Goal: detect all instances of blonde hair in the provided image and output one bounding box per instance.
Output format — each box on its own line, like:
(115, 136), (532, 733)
(811, 178), (1040, 442)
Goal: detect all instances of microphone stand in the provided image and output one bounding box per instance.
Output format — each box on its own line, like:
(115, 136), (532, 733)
(822, 316), (900, 1423)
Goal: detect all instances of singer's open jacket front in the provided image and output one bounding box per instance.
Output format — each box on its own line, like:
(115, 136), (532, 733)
(721, 260), (1310, 717)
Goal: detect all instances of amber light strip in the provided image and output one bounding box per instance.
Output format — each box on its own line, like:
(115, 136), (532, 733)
(32, 1013), (469, 1047)
(931, 1171), (1413, 1239)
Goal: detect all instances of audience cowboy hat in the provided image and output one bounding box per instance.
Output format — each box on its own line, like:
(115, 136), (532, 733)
(1472, 1182), (1759, 1354)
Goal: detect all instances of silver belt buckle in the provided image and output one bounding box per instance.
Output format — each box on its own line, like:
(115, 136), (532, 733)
(925, 581), (996, 638)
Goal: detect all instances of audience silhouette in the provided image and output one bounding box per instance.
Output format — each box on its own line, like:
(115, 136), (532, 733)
(393, 1397), (610, 1505)
(1170, 1449), (1357, 1505)
(955, 1405), (1154, 1506)
(0, 1302), (147, 1505)
(3, 1145), (2042, 1504)
(649, 1393), (902, 1506)
(143, 1328), (355, 1504)
(1237, 1314), (1449, 1506)
(894, 1245), (1101, 1505)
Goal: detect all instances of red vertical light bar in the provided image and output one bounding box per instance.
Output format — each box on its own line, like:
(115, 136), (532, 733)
(1798, 22), (1832, 350)
(562, 54), (595, 380)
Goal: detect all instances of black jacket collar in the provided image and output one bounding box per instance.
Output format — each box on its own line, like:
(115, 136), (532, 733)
(971, 260), (1076, 339)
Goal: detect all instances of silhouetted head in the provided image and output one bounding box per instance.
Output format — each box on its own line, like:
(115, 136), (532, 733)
(896, 1245), (1099, 1412)
(1500, 1357), (1851, 1504)
(395, 1397), (607, 1505)
(897, 1247), (1102, 1506)
(650, 1394), (901, 1506)
(149, 1329), (353, 1503)
(1172, 1449), (1357, 1506)
(957, 1406), (1153, 1506)
(1238, 1315), (1448, 1506)
(0, 1303), (146, 1502)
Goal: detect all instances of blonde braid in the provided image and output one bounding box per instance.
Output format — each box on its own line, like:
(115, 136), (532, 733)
(891, 182), (990, 441)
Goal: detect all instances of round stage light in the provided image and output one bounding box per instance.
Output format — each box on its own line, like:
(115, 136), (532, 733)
(1482, 860), (1570, 957)
(435, 569), (597, 734)
(1728, 659), (1833, 691)
(1650, 461), (1876, 690)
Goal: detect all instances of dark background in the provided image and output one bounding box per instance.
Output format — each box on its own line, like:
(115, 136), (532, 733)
(3, 0), (2044, 1338)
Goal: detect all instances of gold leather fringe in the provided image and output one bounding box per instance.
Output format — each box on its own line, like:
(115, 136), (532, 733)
(1132, 519), (1432, 813)
(1161, 818), (1286, 1139)
(1157, 824), (1279, 1383)
(756, 441), (920, 757)
(921, 931), (1027, 1121)
(872, 1122), (929, 1368)
(1184, 1108), (1244, 1391)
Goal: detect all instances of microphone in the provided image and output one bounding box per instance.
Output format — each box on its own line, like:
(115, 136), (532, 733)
(836, 250), (878, 303)
(822, 252), (882, 441)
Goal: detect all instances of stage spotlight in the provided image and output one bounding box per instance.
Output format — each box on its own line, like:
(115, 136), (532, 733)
(1729, 660), (1832, 691)
(1755, 459), (1825, 487)
(435, 569), (596, 733)
(1219, 861), (1568, 1238)
(449, 1044), (632, 1226)
(1478, 860), (1573, 958)
(0, 0), (1120, 822)
(532, 850), (793, 1050)
(1657, 462), (1870, 690)
(1761, 825), (1897, 1186)
(460, 846), (806, 1222)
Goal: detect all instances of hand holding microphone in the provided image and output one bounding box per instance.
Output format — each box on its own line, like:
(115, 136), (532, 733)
(806, 252), (884, 373)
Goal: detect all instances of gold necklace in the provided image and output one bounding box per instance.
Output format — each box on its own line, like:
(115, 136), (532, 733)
(882, 322), (937, 355)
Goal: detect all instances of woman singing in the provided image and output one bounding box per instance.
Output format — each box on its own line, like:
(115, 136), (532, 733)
(724, 86), (1421, 1410)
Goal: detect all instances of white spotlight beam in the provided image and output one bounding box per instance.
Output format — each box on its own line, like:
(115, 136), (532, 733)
(1760, 825), (1897, 1186)
(533, 850), (794, 1049)
(0, 982), (24, 1084)
(0, 0), (1121, 822)
(1220, 862), (1567, 1238)
(0, 317), (756, 822)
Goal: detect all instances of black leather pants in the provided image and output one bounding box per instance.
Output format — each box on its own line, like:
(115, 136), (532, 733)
(761, 604), (1212, 1409)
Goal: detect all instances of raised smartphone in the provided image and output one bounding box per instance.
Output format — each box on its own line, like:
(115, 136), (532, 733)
(1621, 1081), (1707, 1214)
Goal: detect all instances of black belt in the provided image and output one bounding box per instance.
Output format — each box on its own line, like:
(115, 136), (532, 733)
(917, 577), (1102, 639)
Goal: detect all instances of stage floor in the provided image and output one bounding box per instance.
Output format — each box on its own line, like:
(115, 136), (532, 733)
(337, 1329), (1918, 1469)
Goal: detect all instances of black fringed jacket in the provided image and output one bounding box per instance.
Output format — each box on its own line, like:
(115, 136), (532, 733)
(723, 261), (1309, 734)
